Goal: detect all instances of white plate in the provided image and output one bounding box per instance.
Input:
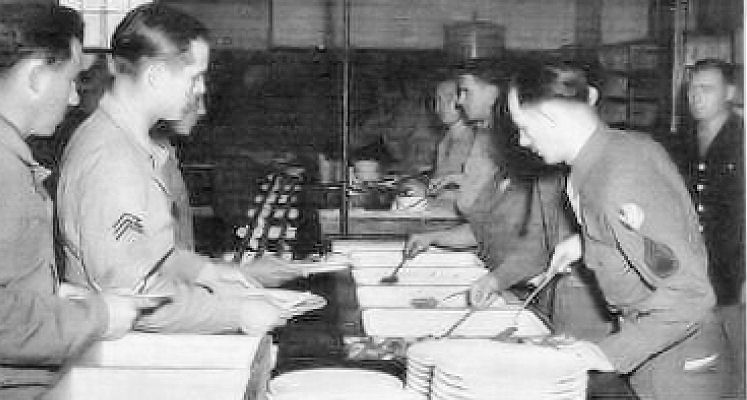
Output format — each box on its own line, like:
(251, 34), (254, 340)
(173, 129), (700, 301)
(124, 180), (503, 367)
(243, 289), (327, 316)
(270, 368), (403, 398)
(291, 261), (351, 275)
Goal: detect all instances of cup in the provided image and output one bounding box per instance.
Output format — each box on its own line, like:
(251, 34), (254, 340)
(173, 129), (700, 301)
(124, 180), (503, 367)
(354, 160), (381, 182)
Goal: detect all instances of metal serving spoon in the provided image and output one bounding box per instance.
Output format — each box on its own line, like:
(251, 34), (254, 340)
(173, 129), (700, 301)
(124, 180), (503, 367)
(379, 252), (410, 284)
(410, 289), (469, 309)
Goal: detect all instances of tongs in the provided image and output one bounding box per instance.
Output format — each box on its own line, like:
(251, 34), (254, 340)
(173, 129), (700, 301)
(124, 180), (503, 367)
(492, 263), (566, 341)
(435, 295), (498, 339)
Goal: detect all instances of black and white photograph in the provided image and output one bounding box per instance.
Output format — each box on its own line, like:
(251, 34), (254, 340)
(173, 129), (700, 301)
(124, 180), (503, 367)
(0, 0), (743, 398)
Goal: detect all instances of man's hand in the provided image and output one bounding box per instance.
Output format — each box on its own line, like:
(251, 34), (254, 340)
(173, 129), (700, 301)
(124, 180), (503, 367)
(99, 294), (164, 340)
(241, 256), (305, 288)
(549, 234), (583, 274)
(558, 340), (615, 372)
(196, 262), (259, 294)
(404, 232), (440, 259)
(469, 273), (502, 308)
(239, 297), (291, 336)
(429, 174), (463, 194)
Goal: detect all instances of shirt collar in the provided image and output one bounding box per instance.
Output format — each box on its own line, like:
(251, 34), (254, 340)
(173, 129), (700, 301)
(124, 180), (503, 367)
(0, 113), (38, 167)
(98, 93), (170, 168)
(569, 124), (610, 190)
(0, 115), (52, 184)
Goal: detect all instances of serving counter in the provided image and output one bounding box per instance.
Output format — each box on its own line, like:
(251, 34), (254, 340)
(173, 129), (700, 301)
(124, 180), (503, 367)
(50, 167), (632, 399)
(46, 334), (274, 400)
(318, 208), (464, 236)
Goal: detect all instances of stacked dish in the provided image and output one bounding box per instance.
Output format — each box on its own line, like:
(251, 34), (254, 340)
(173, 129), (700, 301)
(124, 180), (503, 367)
(269, 368), (418, 400)
(405, 339), (588, 400)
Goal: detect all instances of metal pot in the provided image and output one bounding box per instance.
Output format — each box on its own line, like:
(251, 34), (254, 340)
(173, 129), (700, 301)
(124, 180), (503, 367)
(444, 21), (506, 62)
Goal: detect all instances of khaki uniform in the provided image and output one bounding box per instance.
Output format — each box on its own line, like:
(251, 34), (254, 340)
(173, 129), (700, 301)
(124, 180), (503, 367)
(434, 120), (475, 177)
(0, 118), (108, 398)
(569, 127), (723, 399)
(58, 94), (244, 333)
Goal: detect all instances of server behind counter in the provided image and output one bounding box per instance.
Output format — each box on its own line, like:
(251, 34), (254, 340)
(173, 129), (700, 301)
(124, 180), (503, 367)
(408, 59), (613, 343)
(351, 75), (440, 176)
(508, 59), (724, 399)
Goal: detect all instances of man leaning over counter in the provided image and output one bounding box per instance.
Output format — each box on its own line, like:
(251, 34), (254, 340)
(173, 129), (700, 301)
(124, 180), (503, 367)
(508, 61), (723, 399)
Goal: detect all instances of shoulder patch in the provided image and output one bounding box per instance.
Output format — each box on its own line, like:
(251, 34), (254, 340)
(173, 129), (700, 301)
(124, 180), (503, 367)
(618, 203), (644, 231)
(644, 237), (679, 278)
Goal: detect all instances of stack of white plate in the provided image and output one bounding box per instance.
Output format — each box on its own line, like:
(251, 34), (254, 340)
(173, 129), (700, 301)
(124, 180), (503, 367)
(432, 341), (588, 400)
(405, 339), (491, 400)
(269, 368), (419, 400)
(405, 339), (587, 400)
(405, 342), (436, 399)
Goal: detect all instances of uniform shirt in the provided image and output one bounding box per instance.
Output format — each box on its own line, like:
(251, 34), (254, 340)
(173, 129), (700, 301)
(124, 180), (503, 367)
(464, 170), (572, 292)
(434, 120), (474, 177)
(686, 113), (745, 305)
(454, 127), (502, 211)
(58, 94), (244, 333)
(459, 128), (573, 292)
(569, 127), (715, 373)
(153, 136), (195, 252)
(0, 117), (108, 393)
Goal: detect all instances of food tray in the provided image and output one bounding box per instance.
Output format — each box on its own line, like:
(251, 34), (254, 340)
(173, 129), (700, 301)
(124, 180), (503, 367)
(350, 251), (483, 268)
(362, 307), (550, 338)
(74, 333), (263, 369)
(352, 267), (486, 286)
(45, 367), (252, 400)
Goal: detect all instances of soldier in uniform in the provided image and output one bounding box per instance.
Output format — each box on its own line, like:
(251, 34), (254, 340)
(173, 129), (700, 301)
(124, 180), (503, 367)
(410, 62), (613, 346)
(508, 62), (724, 399)
(432, 79), (476, 179)
(0, 5), (145, 398)
(58, 4), (301, 334)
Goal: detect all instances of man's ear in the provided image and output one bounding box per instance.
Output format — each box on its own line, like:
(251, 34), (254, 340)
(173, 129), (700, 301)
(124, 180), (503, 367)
(726, 84), (737, 103)
(22, 59), (49, 98)
(145, 62), (167, 89)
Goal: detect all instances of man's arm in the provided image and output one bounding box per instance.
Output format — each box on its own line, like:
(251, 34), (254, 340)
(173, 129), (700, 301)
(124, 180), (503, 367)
(591, 167), (714, 373)
(0, 290), (108, 365)
(71, 159), (248, 333)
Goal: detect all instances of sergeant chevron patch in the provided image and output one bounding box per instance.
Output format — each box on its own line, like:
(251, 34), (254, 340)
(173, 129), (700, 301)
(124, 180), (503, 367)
(112, 213), (144, 241)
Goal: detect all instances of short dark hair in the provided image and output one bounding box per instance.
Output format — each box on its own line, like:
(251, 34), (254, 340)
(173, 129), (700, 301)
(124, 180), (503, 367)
(111, 3), (208, 76)
(511, 58), (593, 106)
(456, 58), (509, 86)
(691, 58), (736, 85)
(0, 4), (83, 73)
